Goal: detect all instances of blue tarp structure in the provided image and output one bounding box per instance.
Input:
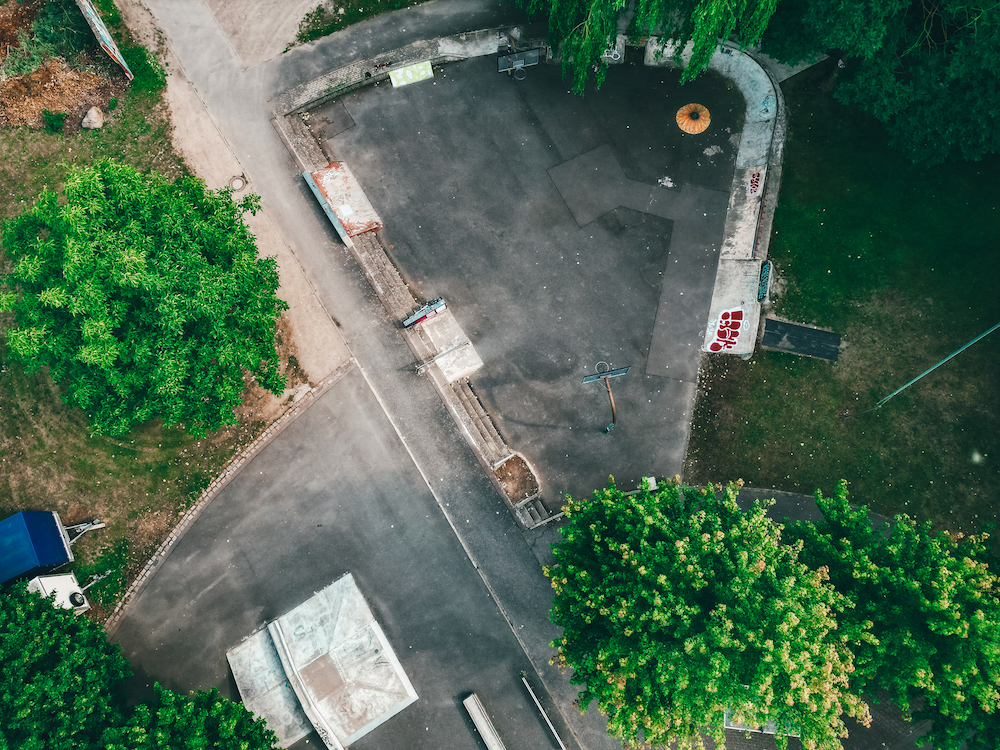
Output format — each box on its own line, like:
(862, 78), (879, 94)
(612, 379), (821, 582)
(0, 511), (73, 585)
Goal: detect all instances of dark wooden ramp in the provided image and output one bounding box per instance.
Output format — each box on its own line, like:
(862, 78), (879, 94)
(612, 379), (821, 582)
(762, 318), (841, 361)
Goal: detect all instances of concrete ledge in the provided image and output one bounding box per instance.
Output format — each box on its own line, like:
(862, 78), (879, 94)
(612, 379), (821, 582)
(721, 164), (768, 260)
(272, 26), (548, 116)
(329, 229), (517, 511)
(272, 114), (328, 173)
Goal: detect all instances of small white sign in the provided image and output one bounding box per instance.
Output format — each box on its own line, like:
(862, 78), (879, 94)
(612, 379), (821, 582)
(338, 204), (355, 216)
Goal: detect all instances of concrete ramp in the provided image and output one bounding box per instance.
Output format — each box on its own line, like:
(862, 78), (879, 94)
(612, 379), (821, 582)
(304, 162), (384, 246)
(228, 574), (418, 748)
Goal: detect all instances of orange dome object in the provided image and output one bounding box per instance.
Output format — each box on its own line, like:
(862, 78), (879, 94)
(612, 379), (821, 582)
(676, 103), (711, 134)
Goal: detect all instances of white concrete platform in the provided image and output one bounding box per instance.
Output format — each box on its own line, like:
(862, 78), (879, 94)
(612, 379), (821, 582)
(228, 574), (418, 749)
(420, 309), (484, 383)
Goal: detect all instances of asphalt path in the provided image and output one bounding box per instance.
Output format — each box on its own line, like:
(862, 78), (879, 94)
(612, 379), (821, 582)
(113, 368), (575, 750)
(117, 2), (622, 748)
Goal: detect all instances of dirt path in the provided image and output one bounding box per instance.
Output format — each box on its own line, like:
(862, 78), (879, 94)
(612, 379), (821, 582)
(117, 0), (352, 416)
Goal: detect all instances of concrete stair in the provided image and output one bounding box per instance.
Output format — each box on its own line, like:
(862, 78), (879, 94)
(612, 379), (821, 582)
(350, 233), (416, 321)
(450, 381), (510, 467)
(514, 495), (549, 527)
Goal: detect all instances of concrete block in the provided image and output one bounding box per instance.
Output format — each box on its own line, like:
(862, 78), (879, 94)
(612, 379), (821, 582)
(420, 309), (484, 383)
(703, 259), (762, 355)
(437, 28), (508, 59)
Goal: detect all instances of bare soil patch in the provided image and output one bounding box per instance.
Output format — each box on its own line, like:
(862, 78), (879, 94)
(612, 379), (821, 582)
(234, 314), (312, 426)
(0, 57), (128, 131)
(494, 454), (539, 503)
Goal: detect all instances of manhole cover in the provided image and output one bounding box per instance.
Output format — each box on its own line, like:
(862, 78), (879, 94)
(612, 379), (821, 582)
(230, 175), (247, 191)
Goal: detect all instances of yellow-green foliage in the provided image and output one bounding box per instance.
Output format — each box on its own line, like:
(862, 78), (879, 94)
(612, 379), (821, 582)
(548, 477), (869, 750)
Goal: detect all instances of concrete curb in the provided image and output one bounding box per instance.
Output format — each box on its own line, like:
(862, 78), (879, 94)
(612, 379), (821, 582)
(272, 26), (549, 116)
(103, 360), (355, 638)
(333, 231), (549, 530)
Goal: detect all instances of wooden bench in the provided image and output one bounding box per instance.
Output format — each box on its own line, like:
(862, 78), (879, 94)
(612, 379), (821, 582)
(462, 693), (507, 750)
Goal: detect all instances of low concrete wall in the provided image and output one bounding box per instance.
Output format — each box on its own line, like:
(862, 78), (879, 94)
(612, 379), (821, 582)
(273, 26), (549, 116)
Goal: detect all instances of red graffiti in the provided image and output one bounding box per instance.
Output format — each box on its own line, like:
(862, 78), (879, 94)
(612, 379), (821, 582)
(709, 308), (746, 352)
(748, 171), (761, 195)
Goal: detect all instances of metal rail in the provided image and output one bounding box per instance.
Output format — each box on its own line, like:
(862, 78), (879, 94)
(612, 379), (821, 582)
(520, 673), (568, 750)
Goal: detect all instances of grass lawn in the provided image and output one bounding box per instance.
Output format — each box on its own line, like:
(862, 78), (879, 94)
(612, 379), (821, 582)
(0, 0), (287, 617)
(0, 87), (263, 617)
(685, 60), (1000, 537)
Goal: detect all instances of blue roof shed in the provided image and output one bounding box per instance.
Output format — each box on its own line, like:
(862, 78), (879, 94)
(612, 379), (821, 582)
(0, 511), (74, 585)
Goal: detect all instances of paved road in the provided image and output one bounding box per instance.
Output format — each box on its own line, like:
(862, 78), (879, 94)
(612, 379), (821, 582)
(113, 368), (572, 750)
(117, 2), (622, 748)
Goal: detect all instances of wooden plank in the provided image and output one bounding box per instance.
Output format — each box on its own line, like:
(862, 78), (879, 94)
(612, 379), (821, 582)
(762, 318), (841, 361)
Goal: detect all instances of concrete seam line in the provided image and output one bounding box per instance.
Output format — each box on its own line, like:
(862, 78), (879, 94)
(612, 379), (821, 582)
(104, 360), (355, 637)
(350, 359), (585, 750)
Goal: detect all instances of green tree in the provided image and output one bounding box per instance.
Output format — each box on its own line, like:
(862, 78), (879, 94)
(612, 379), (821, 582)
(787, 481), (1000, 750)
(761, 0), (1000, 164)
(517, 0), (779, 92)
(547, 478), (870, 750)
(0, 583), (278, 750)
(102, 684), (277, 750)
(0, 581), (130, 750)
(0, 159), (287, 436)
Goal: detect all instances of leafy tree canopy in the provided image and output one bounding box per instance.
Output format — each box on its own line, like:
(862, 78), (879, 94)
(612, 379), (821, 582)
(0, 582), (277, 750)
(0, 581), (130, 750)
(517, 0), (779, 91)
(0, 160), (287, 436)
(547, 477), (869, 750)
(762, 0), (1000, 164)
(103, 684), (278, 750)
(786, 481), (1000, 750)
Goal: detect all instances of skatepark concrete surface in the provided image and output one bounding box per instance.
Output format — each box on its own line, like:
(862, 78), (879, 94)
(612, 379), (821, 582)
(108, 0), (930, 747)
(316, 55), (743, 508)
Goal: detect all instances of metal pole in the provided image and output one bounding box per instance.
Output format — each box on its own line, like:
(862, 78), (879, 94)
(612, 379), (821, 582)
(521, 673), (568, 750)
(870, 320), (1000, 411)
(582, 365), (630, 433)
(605, 377), (617, 432)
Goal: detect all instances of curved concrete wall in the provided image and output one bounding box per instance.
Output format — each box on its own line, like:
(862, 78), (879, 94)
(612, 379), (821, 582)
(645, 38), (787, 356)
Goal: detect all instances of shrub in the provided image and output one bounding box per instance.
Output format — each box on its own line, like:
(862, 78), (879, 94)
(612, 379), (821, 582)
(121, 45), (166, 94)
(42, 109), (66, 134)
